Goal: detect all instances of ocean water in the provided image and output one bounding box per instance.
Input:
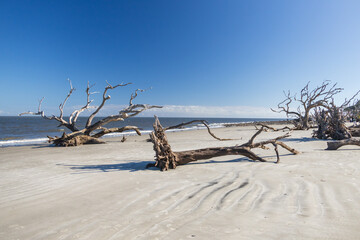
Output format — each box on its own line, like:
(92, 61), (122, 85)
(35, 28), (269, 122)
(0, 116), (283, 147)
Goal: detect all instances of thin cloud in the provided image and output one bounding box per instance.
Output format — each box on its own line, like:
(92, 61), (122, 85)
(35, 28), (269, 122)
(81, 104), (286, 118)
(146, 105), (284, 118)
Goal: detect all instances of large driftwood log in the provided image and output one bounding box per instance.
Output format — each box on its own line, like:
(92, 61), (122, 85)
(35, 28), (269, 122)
(326, 139), (360, 150)
(147, 116), (299, 171)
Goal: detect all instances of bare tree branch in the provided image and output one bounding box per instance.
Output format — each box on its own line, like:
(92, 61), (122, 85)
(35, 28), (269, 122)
(20, 80), (161, 146)
(84, 88), (161, 135)
(164, 119), (234, 141)
(59, 79), (75, 120)
(272, 80), (343, 129)
(91, 126), (141, 138)
(85, 82), (132, 128)
(255, 123), (294, 132)
(69, 82), (96, 126)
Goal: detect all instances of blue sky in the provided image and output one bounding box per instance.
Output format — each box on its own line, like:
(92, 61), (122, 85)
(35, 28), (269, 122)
(1, 0), (360, 117)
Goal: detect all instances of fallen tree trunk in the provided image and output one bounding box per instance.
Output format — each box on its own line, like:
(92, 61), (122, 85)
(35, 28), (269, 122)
(147, 116), (299, 171)
(255, 123), (294, 132)
(349, 127), (360, 137)
(326, 139), (360, 150)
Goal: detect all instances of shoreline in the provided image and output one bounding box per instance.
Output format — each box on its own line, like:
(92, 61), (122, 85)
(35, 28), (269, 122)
(0, 119), (291, 147)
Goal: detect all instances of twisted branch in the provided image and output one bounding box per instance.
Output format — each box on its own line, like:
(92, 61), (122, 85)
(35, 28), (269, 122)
(85, 82), (132, 128)
(69, 81), (96, 126)
(164, 119), (234, 141)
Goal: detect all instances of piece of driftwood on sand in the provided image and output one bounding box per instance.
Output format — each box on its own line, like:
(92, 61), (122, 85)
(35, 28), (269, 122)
(147, 116), (299, 171)
(19, 80), (161, 146)
(271, 80), (343, 130)
(326, 139), (360, 150)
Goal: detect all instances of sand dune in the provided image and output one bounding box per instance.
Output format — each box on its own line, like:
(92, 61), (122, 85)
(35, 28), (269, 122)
(0, 126), (360, 239)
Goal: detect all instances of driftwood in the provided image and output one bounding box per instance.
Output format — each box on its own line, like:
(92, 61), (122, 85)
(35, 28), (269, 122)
(255, 123), (294, 132)
(272, 80), (343, 130)
(326, 139), (360, 150)
(164, 120), (234, 141)
(312, 105), (351, 140)
(350, 127), (360, 137)
(47, 133), (105, 147)
(345, 99), (360, 122)
(20, 80), (161, 146)
(312, 92), (360, 140)
(147, 116), (299, 171)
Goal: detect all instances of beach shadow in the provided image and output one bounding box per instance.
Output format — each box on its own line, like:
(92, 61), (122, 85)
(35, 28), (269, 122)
(59, 160), (157, 173)
(61, 153), (294, 174)
(187, 153), (293, 165)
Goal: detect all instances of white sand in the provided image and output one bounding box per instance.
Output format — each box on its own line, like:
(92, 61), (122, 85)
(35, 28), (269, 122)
(0, 126), (360, 240)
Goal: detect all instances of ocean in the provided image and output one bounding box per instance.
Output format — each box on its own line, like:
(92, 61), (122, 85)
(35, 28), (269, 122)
(0, 116), (284, 147)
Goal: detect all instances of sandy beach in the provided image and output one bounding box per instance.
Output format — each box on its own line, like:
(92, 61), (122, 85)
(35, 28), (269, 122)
(1, 125), (360, 240)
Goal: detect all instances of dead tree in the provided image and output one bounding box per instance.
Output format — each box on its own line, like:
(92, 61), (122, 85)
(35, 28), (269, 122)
(345, 99), (360, 122)
(312, 91), (360, 140)
(326, 139), (360, 150)
(20, 80), (161, 146)
(350, 127), (360, 137)
(147, 116), (299, 171)
(312, 104), (352, 140)
(272, 80), (343, 130)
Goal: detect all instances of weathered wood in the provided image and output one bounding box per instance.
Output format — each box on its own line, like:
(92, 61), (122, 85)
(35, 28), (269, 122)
(175, 147), (264, 165)
(350, 128), (360, 137)
(91, 126), (141, 138)
(326, 139), (360, 150)
(312, 96), (359, 140)
(148, 116), (299, 171)
(20, 81), (161, 146)
(48, 133), (105, 147)
(164, 120), (234, 141)
(271, 80), (344, 129)
(255, 123), (294, 132)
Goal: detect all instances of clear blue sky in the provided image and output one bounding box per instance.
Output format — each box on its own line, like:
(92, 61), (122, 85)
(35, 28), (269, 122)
(1, 0), (360, 117)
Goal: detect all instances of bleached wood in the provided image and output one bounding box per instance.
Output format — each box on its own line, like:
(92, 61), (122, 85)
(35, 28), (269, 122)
(148, 116), (299, 171)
